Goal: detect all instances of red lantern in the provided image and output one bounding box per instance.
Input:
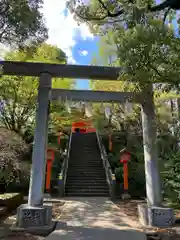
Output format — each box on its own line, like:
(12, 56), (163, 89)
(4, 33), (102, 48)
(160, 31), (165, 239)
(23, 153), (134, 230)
(120, 150), (131, 164)
(47, 148), (55, 161)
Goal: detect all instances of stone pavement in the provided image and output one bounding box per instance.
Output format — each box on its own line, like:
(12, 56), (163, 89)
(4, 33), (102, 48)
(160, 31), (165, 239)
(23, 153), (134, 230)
(46, 197), (146, 240)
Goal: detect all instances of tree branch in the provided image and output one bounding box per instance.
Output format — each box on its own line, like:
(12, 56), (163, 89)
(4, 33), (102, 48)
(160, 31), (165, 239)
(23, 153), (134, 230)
(148, 0), (172, 12)
(75, 0), (124, 22)
(148, 63), (162, 77)
(97, 0), (124, 18)
(163, 7), (171, 23)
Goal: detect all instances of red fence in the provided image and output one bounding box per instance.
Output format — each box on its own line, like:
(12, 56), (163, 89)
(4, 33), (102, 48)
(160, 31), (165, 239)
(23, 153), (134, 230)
(72, 121), (96, 133)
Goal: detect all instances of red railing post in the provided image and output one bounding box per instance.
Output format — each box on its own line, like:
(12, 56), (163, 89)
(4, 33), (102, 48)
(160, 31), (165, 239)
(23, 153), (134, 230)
(58, 132), (61, 146)
(109, 133), (112, 151)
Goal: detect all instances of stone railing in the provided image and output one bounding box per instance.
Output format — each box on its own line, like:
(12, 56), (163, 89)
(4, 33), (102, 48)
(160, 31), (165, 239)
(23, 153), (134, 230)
(96, 131), (116, 199)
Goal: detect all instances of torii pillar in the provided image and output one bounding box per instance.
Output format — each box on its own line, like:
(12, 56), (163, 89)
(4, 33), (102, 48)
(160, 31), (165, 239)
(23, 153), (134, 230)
(16, 73), (54, 231)
(138, 84), (174, 227)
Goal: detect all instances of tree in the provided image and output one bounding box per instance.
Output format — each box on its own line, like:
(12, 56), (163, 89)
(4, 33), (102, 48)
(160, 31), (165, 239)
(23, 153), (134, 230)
(90, 34), (141, 136)
(0, 43), (75, 136)
(67, 0), (179, 25)
(0, 0), (48, 47)
(90, 17), (180, 136)
(113, 20), (180, 85)
(113, 17), (180, 136)
(69, 0), (180, 136)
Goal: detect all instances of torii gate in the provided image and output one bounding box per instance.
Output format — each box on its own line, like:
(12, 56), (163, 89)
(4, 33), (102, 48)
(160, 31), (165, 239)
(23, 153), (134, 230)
(1, 61), (174, 230)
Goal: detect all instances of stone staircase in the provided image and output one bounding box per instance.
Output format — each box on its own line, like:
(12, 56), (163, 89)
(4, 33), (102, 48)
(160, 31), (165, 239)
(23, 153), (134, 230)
(65, 132), (109, 196)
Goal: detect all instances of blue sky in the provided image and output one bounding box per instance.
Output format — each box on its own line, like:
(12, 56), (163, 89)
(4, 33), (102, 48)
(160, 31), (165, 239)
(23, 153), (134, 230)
(42, 0), (99, 90)
(72, 37), (100, 89)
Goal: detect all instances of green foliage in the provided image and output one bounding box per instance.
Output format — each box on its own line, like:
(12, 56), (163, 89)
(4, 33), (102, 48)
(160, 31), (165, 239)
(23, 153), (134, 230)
(70, 0), (180, 87)
(0, 43), (74, 136)
(90, 14), (180, 138)
(128, 161), (146, 197)
(161, 151), (180, 203)
(0, 73), (37, 134)
(49, 102), (90, 134)
(90, 31), (143, 134)
(103, 133), (180, 199)
(157, 134), (178, 157)
(0, 0), (48, 47)
(115, 167), (123, 182)
(90, 16), (180, 86)
(107, 147), (146, 197)
(114, 21), (180, 86)
(108, 152), (120, 172)
(67, 0), (179, 35)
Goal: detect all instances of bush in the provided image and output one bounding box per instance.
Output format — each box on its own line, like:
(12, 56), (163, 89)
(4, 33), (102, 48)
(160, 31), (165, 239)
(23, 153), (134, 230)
(161, 151), (180, 204)
(115, 166), (123, 181)
(0, 127), (29, 158)
(128, 162), (146, 197)
(48, 132), (69, 151)
(5, 162), (30, 194)
(0, 128), (30, 193)
(108, 152), (120, 172)
(23, 126), (34, 144)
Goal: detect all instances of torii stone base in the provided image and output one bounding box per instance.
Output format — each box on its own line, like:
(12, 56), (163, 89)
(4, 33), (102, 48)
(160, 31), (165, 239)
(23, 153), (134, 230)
(11, 204), (56, 236)
(138, 204), (175, 227)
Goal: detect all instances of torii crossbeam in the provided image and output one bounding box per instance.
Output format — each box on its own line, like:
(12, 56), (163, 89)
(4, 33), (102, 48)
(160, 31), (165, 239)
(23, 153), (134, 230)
(1, 61), (120, 80)
(51, 89), (141, 103)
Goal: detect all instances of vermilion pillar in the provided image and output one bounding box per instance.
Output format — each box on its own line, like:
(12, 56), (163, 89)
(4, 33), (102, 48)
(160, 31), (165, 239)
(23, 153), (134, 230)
(46, 148), (55, 191)
(120, 149), (131, 194)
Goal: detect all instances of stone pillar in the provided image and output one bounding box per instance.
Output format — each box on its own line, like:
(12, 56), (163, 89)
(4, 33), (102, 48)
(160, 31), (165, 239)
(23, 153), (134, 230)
(141, 84), (161, 206)
(28, 73), (51, 207)
(138, 84), (174, 227)
(15, 73), (54, 232)
(44, 101), (51, 196)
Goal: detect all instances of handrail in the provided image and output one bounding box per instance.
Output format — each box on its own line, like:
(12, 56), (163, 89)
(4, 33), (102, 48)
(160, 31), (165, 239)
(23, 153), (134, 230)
(59, 131), (72, 196)
(96, 131), (114, 198)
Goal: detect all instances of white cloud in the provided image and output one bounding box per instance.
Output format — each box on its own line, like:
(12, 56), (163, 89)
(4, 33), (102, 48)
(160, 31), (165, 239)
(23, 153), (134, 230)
(79, 50), (88, 56)
(0, 44), (10, 58)
(42, 0), (94, 64)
